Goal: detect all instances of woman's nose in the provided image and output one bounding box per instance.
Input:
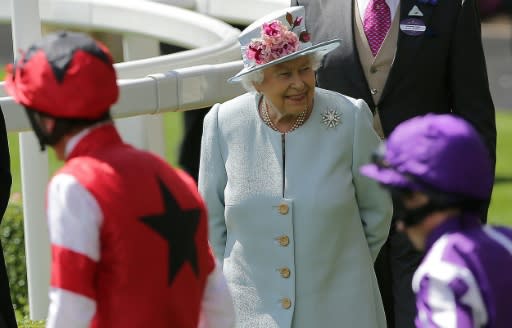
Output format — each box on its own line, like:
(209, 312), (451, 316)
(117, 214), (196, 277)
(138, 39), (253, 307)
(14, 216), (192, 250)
(290, 73), (305, 88)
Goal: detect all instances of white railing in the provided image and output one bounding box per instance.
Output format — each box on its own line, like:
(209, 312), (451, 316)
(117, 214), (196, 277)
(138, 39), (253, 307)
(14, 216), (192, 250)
(0, 0), (243, 87)
(0, 61), (245, 131)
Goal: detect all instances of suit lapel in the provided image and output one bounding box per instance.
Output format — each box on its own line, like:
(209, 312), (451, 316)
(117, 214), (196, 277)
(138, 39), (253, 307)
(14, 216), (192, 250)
(380, 0), (435, 101)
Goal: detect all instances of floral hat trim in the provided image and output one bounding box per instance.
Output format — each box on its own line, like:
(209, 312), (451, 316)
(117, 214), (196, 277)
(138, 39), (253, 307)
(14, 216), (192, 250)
(245, 13), (311, 65)
(228, 6), (341, 83)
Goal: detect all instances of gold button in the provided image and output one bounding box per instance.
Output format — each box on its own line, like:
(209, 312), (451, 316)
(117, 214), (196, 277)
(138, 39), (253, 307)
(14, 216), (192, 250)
(371, 88), (378, 95)
(277, 235), (290, 246)
(278, 203), (289, 215)
(281, 298), (292, 309)
(279, 267), (291, 278)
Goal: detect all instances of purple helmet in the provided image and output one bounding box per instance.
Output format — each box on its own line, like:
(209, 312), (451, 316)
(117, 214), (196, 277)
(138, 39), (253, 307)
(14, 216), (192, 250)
(360, 114), (493, 201)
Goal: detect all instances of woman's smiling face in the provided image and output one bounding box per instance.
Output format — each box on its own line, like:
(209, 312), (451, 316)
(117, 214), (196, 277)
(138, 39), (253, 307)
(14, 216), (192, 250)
(255, 55), (316, 116)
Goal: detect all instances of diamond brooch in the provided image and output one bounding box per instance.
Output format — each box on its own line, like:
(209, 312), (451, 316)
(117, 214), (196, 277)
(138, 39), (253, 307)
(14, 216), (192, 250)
(321, 108), (341, 128)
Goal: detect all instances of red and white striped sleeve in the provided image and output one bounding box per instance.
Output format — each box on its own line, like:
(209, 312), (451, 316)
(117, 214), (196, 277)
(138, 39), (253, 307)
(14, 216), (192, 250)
(45, 173), (102, 328)
(198, 259), (236, 328)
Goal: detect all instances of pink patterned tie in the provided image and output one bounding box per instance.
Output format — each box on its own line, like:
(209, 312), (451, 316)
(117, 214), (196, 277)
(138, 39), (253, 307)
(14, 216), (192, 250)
(363, 0), (391, 57)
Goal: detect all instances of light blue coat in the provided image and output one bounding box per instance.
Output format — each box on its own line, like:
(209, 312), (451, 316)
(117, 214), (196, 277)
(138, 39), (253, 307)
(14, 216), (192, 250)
(198, 88), (392, 328)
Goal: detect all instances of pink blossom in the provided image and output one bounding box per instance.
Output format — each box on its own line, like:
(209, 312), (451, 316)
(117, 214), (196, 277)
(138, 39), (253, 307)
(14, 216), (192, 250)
(244, 15), (306, 65)
(299, 31), (311, 43)
(246, 41), (265, 64)
(262, 21), (282, 37)
(293, 16), (303, 27)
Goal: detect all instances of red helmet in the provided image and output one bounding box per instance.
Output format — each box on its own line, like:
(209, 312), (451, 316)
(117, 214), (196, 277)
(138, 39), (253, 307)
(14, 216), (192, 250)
(5, 31), (119, 120)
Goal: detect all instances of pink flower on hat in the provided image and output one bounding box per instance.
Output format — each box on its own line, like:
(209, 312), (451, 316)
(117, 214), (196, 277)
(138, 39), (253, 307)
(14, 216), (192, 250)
(262, 21), (283, 37)
(245, 13), (309, 65)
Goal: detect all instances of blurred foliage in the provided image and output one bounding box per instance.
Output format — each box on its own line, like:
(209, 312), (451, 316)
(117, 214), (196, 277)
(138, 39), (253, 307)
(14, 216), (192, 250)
(1, 202), (28, 317)
(1, 202), (45, 327)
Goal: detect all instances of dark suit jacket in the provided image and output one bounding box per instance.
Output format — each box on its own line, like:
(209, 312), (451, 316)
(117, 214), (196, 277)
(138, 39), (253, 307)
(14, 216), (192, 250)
(0, 106), (16, 328)
(292, 0), (496, 168)
(0, 108), (11, 224)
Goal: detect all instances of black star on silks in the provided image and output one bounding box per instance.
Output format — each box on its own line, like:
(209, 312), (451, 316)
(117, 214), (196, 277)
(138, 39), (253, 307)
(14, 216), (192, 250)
(24, 31), (112, 82)
(140, 178), (201, 285)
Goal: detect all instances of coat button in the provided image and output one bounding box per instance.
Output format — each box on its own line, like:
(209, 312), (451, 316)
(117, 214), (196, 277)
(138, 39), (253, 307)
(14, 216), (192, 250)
(279, 267), (291, 278)
(371, 88), (378, 95)
(278, 203), (289, 215)
(277, 235), (290, 246)
(370, 66), (377, 73)
(281, 298), (292, 309)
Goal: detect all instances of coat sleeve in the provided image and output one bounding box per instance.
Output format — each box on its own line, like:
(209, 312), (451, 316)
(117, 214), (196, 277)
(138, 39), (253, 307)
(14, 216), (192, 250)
(414, 258), (488, 328)
(351, 99), (392, 262)
(450, 0), (496, 178)
(0, 107), (11, 220)
(415, 274), (483, 328)
(46, 174), (101, 328)
(198, 104), (228, 262)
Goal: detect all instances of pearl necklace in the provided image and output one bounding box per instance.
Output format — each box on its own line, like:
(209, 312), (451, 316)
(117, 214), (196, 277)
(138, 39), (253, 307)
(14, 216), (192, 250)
(261, 100), (309, 134)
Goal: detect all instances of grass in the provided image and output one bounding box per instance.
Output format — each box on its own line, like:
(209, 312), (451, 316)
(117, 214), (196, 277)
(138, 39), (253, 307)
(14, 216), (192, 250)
(16, 319), (44, 328)
(488, 111), (512, 226)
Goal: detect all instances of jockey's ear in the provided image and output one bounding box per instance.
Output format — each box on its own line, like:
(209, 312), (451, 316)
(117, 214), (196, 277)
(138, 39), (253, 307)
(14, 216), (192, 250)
(41, 116), (56, 134)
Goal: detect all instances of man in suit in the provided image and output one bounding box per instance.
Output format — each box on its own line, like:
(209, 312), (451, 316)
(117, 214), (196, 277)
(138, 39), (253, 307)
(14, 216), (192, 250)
(290, 1), (496, 327)
(0, 107), (16, 328)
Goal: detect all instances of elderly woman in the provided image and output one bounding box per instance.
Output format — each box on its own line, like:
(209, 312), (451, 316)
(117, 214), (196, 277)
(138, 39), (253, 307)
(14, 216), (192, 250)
(198, 6), (392, 328)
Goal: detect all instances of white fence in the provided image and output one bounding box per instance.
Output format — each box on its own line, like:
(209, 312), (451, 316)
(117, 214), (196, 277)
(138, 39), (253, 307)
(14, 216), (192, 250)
(0, 0), (288, 319)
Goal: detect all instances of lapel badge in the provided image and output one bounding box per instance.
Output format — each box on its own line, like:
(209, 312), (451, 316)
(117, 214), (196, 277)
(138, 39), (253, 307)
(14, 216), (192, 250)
(417, 0), (438, 5)
(321, 108), (341, 129)
(408, 5), (424, 16)
(400, 18), (427, 36)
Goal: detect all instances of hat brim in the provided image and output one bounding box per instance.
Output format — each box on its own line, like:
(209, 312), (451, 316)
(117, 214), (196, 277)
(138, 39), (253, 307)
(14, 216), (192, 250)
(360, 164), (413, 189)
(228, 39), (342, 84)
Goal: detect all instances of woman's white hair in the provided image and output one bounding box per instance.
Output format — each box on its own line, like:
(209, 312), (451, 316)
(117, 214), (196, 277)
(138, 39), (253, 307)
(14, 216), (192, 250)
(239, 52), (325, 93)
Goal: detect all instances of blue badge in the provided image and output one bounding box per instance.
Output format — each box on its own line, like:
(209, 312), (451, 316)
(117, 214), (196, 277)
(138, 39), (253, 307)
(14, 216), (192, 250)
(400, 18), (427, 36)
(417, 0), (438, 5)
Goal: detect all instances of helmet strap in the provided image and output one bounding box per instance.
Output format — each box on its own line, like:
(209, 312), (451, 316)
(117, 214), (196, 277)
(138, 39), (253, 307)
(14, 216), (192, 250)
(392, 194), (444, 227)
(24, 108), (111, 151)
(24, 109), (59, 151)
(390, 187), (483, 228)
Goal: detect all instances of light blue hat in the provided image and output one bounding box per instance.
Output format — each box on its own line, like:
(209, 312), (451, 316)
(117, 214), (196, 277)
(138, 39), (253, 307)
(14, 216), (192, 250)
(228, 6), (341, 83)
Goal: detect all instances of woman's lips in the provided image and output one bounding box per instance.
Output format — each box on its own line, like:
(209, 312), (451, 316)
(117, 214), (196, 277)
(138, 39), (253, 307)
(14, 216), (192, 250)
(286, 93), (306, 102)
